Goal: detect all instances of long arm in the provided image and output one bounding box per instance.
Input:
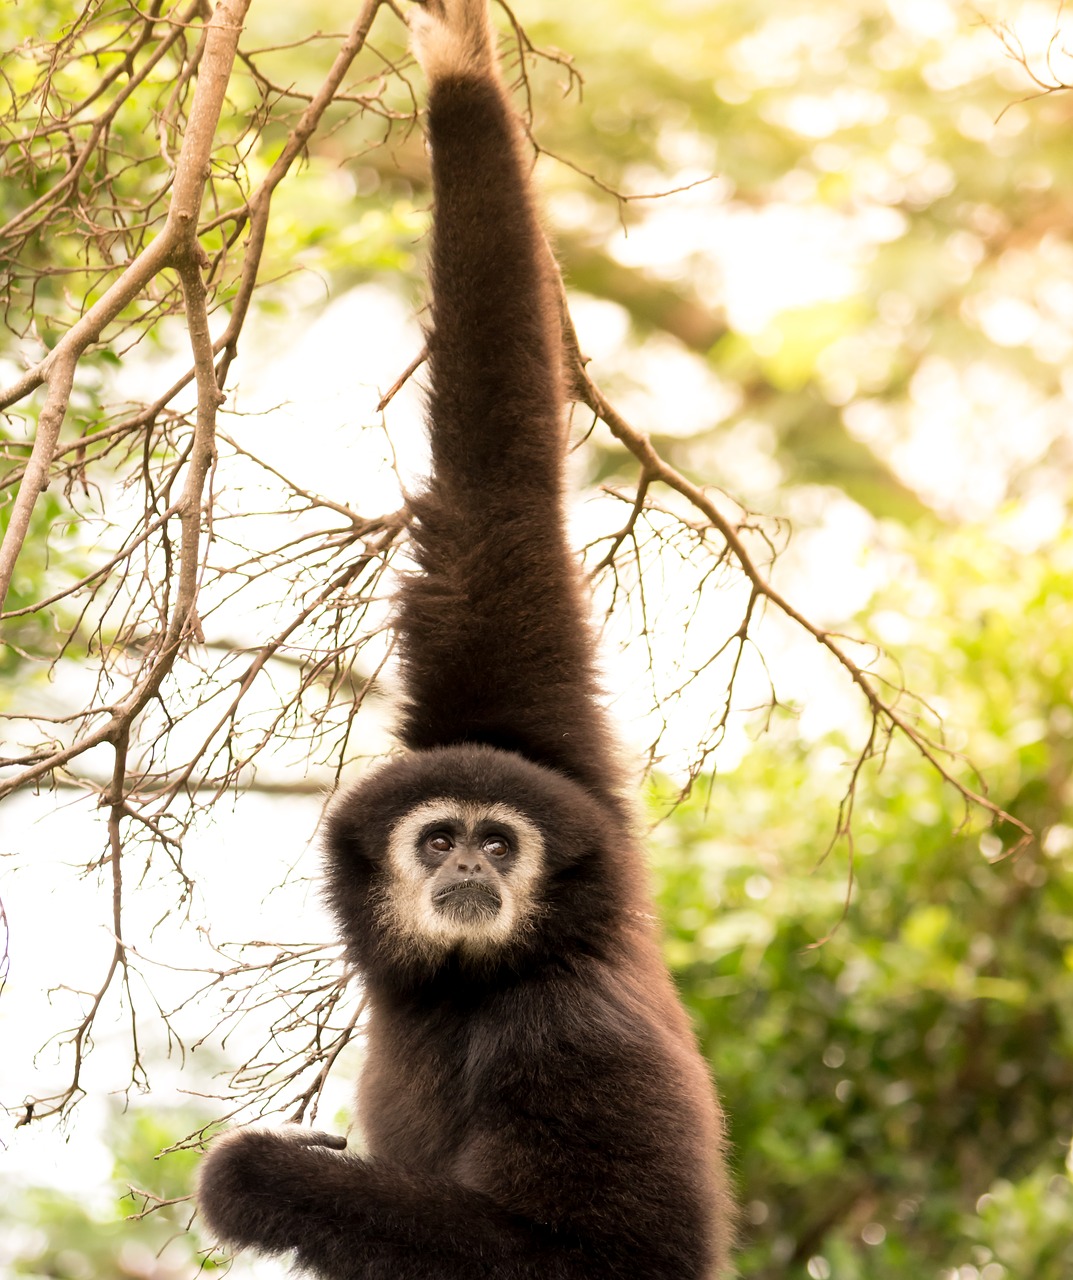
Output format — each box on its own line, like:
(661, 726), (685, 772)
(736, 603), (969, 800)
(197, 1130), (556, 1280)
(395, 0), (620, 800)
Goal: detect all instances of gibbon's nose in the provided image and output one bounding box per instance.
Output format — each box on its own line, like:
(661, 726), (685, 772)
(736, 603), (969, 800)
(454, 853), (483, 874)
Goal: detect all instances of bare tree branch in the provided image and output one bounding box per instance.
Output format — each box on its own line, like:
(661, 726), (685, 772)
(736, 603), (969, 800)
(571, 353), (1031, 851)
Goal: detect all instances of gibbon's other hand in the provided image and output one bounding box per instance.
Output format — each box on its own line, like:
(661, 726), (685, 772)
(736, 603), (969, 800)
(197, 1125), (349, 1250)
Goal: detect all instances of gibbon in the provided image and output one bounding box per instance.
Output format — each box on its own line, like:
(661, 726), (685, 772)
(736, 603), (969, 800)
(196, 0), (734, 1275)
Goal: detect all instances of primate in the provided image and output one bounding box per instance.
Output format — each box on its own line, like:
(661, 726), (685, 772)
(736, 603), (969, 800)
(196, 0), (734, 1275)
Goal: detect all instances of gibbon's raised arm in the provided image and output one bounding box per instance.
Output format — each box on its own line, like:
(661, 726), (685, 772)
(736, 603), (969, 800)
(197, 6), (734, 1277)
(395, 1), (619, 803)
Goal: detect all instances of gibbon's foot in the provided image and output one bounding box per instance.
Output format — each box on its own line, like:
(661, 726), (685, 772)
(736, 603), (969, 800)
(197, 1125), (348, 1250)
(409, 0), (500, 84)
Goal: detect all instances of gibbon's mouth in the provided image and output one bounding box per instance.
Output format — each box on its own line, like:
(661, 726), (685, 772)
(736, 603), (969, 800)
(432, 880), (502, 921)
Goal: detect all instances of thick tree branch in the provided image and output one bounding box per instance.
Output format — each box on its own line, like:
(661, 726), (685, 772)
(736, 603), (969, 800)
(0, 0), (253, 609)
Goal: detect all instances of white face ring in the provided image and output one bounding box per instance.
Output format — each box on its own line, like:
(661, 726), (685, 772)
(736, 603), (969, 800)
(381, 799), (544, 956)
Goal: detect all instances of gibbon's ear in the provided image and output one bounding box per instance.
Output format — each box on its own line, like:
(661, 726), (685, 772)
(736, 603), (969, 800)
(408, 0), (501, 86)
(323, 797), (386, 873)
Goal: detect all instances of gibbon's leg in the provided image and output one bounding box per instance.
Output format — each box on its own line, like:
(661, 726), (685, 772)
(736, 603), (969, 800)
(395, 0), (623, 807)
(196, 1127), (576, 1279)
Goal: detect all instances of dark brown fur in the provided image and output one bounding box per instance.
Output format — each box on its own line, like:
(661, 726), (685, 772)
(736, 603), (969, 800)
(196, 5), (734, 1274)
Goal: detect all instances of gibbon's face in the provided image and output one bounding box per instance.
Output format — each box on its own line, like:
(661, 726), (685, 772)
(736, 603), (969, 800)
(325, 744), (614, 972)
(381, 798), (544, 952)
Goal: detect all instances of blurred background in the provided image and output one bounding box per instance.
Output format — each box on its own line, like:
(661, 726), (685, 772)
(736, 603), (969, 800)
(2, 0), (1073, 1276)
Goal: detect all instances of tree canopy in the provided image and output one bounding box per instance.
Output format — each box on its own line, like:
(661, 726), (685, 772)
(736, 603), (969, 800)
(2, 1), (1073, 1276)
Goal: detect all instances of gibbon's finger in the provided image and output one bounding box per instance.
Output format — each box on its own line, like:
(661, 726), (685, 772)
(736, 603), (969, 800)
(281, 1127), (348, 1150)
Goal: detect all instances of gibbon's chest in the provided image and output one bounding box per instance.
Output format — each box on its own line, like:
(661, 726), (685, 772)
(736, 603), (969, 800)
(357, 997), (512, 1172)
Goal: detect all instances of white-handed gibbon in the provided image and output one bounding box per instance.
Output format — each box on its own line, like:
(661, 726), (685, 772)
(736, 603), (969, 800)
(195, 0), (735, 1274)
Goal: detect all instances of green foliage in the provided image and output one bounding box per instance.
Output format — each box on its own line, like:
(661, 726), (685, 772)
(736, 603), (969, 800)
(0, 1107), (216, 1277)
(654, 526), (1073, 1276)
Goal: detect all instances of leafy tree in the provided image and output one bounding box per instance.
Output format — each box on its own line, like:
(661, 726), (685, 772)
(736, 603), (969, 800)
(2, 0), (1072, 1274)
(658, 529), (1073, 1276)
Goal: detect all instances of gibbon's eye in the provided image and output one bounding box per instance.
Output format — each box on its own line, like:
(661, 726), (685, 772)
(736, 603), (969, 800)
(426, 832), (454, 855)
(482, 836), (509, 857)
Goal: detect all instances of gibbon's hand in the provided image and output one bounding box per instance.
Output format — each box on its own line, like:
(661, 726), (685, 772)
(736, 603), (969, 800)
(408, 0), (499, 84)
(197, 1125), (349, 1251)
